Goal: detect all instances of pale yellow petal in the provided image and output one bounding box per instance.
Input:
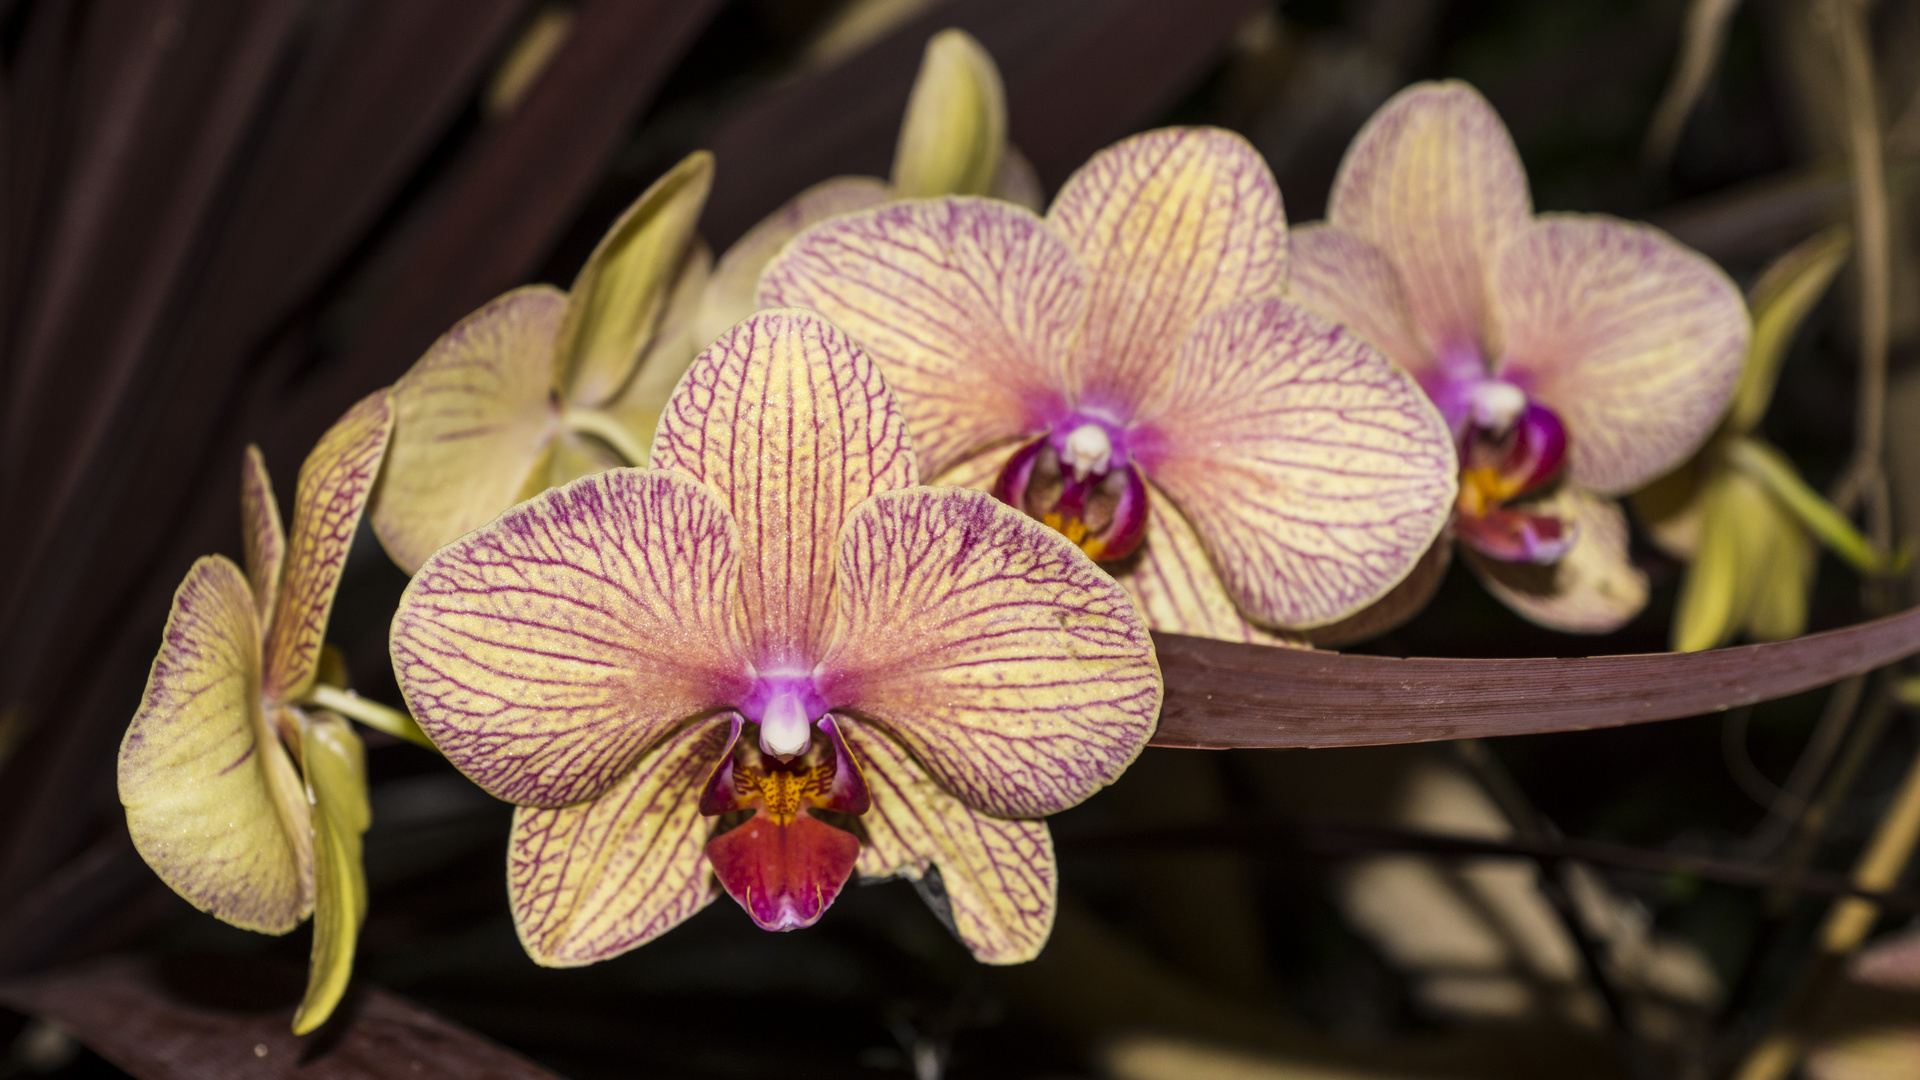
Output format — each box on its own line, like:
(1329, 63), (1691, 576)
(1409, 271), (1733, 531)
(292, 710), (369, 1035)
(891, 28), (1006, 198)
(606, 239), (714, 458)
(1630, 458), (1707, 561)
(239, 445), (286, 625)
(1117, 487), (1305, 646)
(1465, 485), (1649, 634)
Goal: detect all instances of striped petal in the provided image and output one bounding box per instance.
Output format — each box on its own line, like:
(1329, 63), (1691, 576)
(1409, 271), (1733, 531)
(1287, 223), (1434, 380)
(1136, 298), (1457, 629)
(118, 557), (312, 934)
(697, 175), (891, 351)
(239, 446), (286, 624)
(1305, 536), (1453, 648)
(1119, 487), (1306, 647)
(891, 28), (1006, 199)
(292, 709), (370, 1035)
(844, 723), (1056, 964)
(758, 199), (1081, 477)
(509, 717), (731, 966)
(1465, 485), (1649, 634)
(391, 469), (750, 807)
(1048, 127), (1287, 408)
(1328, 81), (1530, 361)
(262, 389), (393, 705)
(1492, 214), (1748, 495)
(649, 308), (916, 662)
(821, 487), (1160, 820)
(372, 287), (565, 574)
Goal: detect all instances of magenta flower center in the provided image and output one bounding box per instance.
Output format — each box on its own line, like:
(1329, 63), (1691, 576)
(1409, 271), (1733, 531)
(994, 414), (1150, 562)
(1443, 377), (1575, 565)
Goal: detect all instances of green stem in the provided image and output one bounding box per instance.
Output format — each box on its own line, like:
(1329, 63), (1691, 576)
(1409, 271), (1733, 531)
(561, 406), (649, 467)
(304, 684), (435, 750)
(1725, 438), (1884, 576)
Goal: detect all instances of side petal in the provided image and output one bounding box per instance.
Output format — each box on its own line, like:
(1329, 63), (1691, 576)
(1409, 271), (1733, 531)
(554, 151), (714, 407)
(239, 445), (286, 624)
(292, 710), (370, 1036)
(391, 469), (750, 807)
(821, 487), (1161, 820)
(844, 723), (1057, 964)
(1117, 487), (1308, 647)
(1327, 80), (1531, 359)
(508, 717), (730, 967)
(696, 175), (891, 351)
(1305, 535), (1453, 648)
(1287, 224), (1434, 379)
(891, 28), (1006, 198)
(1493, 214), (1749, 495)
(1465, 485), (1649, 634)
(758, 198), (1082, 477)
(606, 239), (714, 458)
(262, 389), (394, 703)
(649, 308), (917, 661)
(1137, 298), (1458, 629)
(1047, 127), (1288, 408)
(118, 557), (311, 934)
(371, 287), (566, 574)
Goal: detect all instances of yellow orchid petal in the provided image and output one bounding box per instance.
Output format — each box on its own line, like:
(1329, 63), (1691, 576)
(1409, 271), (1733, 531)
(1731, 225), (1850, 435)
(1672, 470), (1744, 653)
(262, 389), (394, 704)
(1306, 538), (1453, 648)
(239, 446), (285, 624)
(1465, 485), (1649, 634)
(1631, 458), (1707, 561)
(554, 151), (714, 407)
(541, 428), (624, 491)
(1745, 492), (1815, 643)
(844, 723), (1057, 964)
(1726, 437), (1884, 576)
(508, 717), (730, 966)
(1121, 487), (1307, 647)
(697, 176), (890, 352)
(606, 239), (714, 458)
(118, 557), (312, 934)
(373, 286), (566, 574)
(292, 710), (370, 1035)
(890, 29), (1006, 199)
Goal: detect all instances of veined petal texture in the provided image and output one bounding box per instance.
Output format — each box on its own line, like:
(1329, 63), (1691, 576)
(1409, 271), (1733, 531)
(650, 309), (916, 662)
(119, 557), (312, 934)
(373, 287), (566, 574)
(1494, 214), (1748, 495)
(509, 717), (730, 966)
(759, 199), (1082, 477)
(1465, 485), (1648, 634)
(262, 388), (394, 703)
(846, 724), (1056, 964)
(392, 469), (749, 807)
(1140, 298), (1457, 629)
(1286, 224), (1433, 380)
(1121, 487), (1307, 646)
(1048, 127), (1287, 408)
(239, 446), (285, 624)
(1328, 80), (1530, 360)
(822, 487), (1160, 819)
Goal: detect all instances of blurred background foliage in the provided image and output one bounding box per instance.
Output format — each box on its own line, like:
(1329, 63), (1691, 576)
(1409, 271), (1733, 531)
(5, 0), (1920, 1077)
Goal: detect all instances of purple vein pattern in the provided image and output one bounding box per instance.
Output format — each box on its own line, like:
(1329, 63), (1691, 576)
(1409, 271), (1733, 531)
(239, 446), (286, 624)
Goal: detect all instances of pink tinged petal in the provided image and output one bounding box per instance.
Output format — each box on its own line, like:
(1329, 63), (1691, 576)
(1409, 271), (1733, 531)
(697, 175), (892, 352)
(1464, 485), (1649, 633)
(991, 145), (1046, 211)
(1137, 298), (1458, 630)
(1286, 224), (1434, 380)
(1455, 505), (1574, 564)
(372, 287), (567, 574)
(1119, 487), (1310, 647)
(1493, 214), (1749, 495)
(757, 198), (1083, 477)
(509, 717), (731, 967)
(649, 308), (916, 661)
(1305, 536), (1453, 648)
(239, 446), (286, 624)
(391, 469), (750, 807)
(820, 487), (1161, 819)
(843, 724), (1056, 964)
(1328, 80), (1530, 360)
(706, 811), (860, 932)
(118, 557), (313, 934)
(262, 389), (394, 704)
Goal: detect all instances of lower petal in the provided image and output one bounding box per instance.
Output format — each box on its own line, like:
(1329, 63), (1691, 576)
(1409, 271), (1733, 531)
(1117, 487), (1308, 648)
(1464, 486), (1648, 634)
(706, 811), (860, 932)
(1306, 536), (1453, 648)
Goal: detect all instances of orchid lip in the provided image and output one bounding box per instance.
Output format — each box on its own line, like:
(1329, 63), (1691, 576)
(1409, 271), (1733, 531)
(994, 414), (1150, 562)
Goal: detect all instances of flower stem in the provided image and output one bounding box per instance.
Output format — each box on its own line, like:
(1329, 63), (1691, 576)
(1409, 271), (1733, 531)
(304, 684), (435, 750)
(1725, 437), (1885, 575)
(561, 406), (649, 467)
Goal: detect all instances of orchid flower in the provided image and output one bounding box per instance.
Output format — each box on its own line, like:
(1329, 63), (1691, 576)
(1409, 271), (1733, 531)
(371, 151), (713, 573)
(389, 308), (1161, 965)
(757, 127), (1459, 643)
(118, 391), (425, 1033)
(1287, 81), (1752, 634)
(695, 29), (1044, 350)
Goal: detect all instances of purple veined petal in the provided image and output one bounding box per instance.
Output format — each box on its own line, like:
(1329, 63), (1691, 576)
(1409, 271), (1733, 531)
(1134, 297), (1458, 630)
(118, 557), (313, 934)
(819, 487), (1161, 820)
(842, 722), (1057, 964)
(391, 469), (751, 808)
(1464, 484), (1649, 634)
(262, 388), (393, 705)
(509, 716), (732, 967)
(757, 198), (1082, 478)
(1304, 535), (1454, 648)
(1117, 486), (1311, 647)
(706, 808), (861, 933)
(1047, 127), (1288, 410)
(648, 308), (916, 663)
(1286, 224), (1435, 381)
(238, 445), (286, 626)
(1493, 214), (1749, 495)
(1328, 81), (1531, 363)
